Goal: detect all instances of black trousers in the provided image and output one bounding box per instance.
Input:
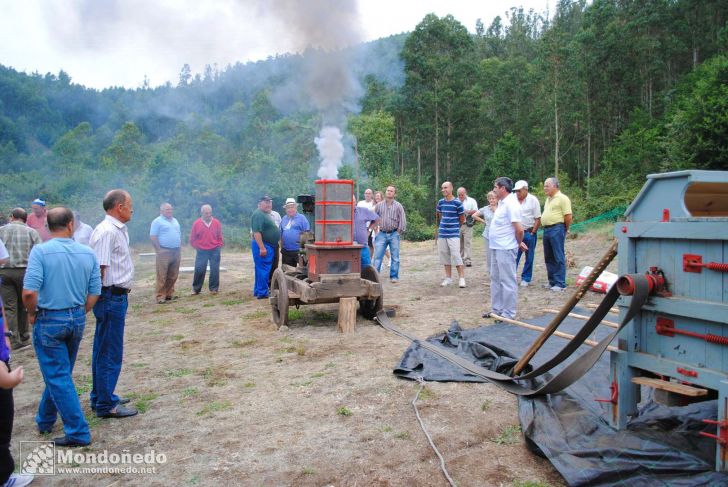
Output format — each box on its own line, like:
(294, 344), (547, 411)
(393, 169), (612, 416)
(268, 244), (280, 287)
(0, 371), (14, 484)
(281, 250), (299, 268)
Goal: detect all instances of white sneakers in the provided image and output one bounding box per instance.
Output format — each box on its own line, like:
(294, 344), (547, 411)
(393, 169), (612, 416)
(550, 286), (566, 292)
(2, 474), (34, 487)
(520, 281), (530, 287)
(441, 277), (466, 288)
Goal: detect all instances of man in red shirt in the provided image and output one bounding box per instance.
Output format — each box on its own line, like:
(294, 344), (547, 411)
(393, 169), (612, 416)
(189, 204), (224, 295)
(27, 198), (51, 242)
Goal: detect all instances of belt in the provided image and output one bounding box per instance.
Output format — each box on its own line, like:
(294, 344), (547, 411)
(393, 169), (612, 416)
(37, 305), (84, 314)
(102, 285), (130, 295)
(160, 246), (180, 250)
(524, 227), (533, 232)
(543, 223), (564, 228)
(381, 229), (398, 234)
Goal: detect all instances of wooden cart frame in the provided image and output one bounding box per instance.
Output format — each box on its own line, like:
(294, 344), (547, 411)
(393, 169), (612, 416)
(269, 265), (383, 329)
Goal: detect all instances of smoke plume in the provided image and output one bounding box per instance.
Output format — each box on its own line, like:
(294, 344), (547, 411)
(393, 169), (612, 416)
(315, 127), (344, 179)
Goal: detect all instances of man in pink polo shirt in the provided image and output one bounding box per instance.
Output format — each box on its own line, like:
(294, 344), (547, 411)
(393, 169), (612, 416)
(189, 204), (224, 295)
(27, 198), (51, 242)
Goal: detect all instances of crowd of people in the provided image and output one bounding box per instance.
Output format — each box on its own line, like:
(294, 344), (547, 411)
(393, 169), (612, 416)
(436, 176), (572, 322)
(0, 177), (570, 486)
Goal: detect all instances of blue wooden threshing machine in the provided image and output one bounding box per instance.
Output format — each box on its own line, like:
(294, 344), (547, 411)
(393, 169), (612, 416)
(611, 170), (728, 471)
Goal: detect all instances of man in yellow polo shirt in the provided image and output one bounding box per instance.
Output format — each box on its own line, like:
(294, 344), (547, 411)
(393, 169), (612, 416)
(541, 177), (572, 291)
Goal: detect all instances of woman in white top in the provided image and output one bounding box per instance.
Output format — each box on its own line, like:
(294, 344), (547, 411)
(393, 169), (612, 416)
(472, 191), (498, 275)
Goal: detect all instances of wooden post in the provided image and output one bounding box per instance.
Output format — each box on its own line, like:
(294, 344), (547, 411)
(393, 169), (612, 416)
(337, 297), (357, 333)
(513, 240), (618, 374)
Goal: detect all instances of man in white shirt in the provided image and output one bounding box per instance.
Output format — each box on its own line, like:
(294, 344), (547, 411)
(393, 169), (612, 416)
(73, 211), (94, 246)
(485, 177), (525, 321)
(457, 187), (479, 267)
(513, 180), (541, 287)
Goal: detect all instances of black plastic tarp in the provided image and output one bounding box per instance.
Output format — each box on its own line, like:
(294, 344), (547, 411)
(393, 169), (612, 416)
(393, 310), (728, 486)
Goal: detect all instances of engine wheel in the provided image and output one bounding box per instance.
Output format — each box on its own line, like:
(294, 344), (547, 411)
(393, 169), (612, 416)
(359, 265), (383, 320)
(270, 269), (289, 328)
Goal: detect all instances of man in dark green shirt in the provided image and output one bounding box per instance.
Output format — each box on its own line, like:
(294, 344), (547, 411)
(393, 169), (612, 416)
(251, 196), (280, 298)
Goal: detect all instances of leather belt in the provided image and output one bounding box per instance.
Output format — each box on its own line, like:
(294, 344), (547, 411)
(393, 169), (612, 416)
(543, 223), (564, 228)
(375, 273), (650, 397)
(102, 285), (130, 295)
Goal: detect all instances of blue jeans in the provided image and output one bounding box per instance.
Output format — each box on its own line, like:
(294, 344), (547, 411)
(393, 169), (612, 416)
(543, 224), (566, 288)
(91, 289), (127, 416)
(516, 231), (538, 283)
(361, 247), (371, 267)
(193, 247), (221, 293)
(373, 231), (400, 279)
(33, 306), (90, 442)
(252, 241), (274, 298)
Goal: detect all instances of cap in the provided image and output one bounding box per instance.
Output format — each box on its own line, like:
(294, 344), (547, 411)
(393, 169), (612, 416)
(283, 197), (297, 207)
(32, 198), (46, 206)
(514, 180), (528, 190)
(258, 195), (272, 202)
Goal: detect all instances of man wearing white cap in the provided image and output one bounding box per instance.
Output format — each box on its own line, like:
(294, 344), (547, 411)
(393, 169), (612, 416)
(279, 198), (310, 268)
(514, 180), (541, 287)
(28, 198), (51, 241)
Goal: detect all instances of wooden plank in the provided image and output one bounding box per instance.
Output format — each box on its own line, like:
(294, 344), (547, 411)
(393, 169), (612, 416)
(489, 313), (618, 352)
(542, 308), (619, 329)
(631, 377), (708, 397)
(337, 297), (357, 333)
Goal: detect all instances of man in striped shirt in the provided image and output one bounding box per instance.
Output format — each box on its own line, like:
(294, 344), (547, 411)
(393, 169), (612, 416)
(373, 186), (406, 283)
(88, 189), (138, 419)
(436, 182), (466, 288)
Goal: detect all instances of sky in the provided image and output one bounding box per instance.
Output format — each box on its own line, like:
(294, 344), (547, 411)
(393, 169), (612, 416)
(0, 0), (551, 90)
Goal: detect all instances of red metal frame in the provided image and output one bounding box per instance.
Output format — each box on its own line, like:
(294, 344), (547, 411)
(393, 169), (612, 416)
(314, 179), (354, 245)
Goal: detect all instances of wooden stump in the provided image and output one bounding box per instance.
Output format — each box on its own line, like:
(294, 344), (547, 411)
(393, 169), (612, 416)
(337, 297), (357, 333)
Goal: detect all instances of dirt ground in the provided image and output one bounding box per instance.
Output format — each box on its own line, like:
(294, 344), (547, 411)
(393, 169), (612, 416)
(9, 228), (617, 486)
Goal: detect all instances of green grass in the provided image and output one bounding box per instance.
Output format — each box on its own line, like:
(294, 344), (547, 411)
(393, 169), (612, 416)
(174, 306), (195, 314)
(336, 406), (352, 416)
(394, 431), (411, 440)
(491, 424), (522, 445)
(130, 362), (149, 369)
(202, 303), (215, 308)
(245, 310), (268, 320)
(197, 400), (232, 416)
(382, 426), (393, 433)
(133, 392), (159, 414)
(416, 386), (435, 401)
(85, 411), (103, 429)
(481, 399), (492, 412)
(172, 334), (185, 341)
(287, 309), (305, 320)
(302, 467), (315, 475)
(231, 338), (256, 348)
(166, 368), (193, 378)
(221, 299), (244, 306)
(75, 375), (92, 396)
(243, 381), (256, 388)
(510, 481), (553, 487)
(181, 387), (199, 398)
(324, 362), (336, 369)
(310, 372), (325, 378)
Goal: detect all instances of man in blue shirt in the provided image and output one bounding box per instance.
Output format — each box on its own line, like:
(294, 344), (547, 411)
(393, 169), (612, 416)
(353, 196), (379, 267)
(279, 198), (310, 268)
(436, 181), (466, 288)
(22, 207), (102, 447)
(150, 202), (182, 304)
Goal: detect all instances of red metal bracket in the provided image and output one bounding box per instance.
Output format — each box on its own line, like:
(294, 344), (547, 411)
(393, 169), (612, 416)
(655, 316), (728, 345)
(683, 254), (728, 273)
(700, 419), (728, 446)
(676, 367), (698, 378)
(595, 380), (618, 405)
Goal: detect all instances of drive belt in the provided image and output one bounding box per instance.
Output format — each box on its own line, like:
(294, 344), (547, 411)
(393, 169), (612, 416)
(375, 273), (650, 397)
